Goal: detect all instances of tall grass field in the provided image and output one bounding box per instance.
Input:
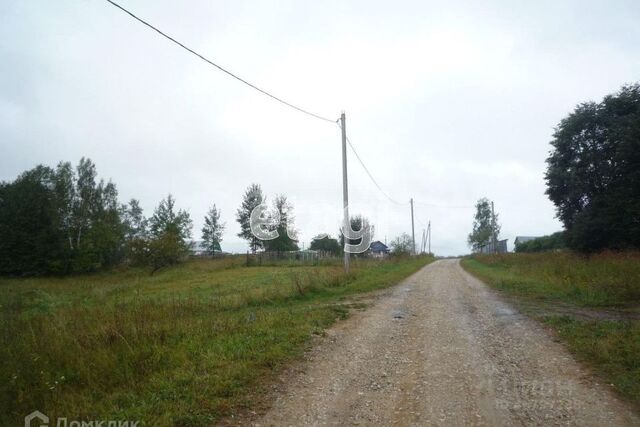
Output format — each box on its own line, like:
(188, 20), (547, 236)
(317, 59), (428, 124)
(0, 255), (432, 426)
(462, 252), (640, 407)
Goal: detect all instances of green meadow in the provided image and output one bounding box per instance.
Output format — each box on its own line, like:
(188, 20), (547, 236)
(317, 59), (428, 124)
(1, 255), (432, 426)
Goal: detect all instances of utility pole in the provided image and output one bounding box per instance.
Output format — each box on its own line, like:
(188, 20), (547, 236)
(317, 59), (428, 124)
(341, 112), (350, 273)
(428, 220), (431, 254)
(491, 201), (497, 254)
(410, 198), (416, 255)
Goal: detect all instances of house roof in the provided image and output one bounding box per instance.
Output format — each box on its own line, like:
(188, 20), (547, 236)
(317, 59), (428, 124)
(369, 241), (389, 252)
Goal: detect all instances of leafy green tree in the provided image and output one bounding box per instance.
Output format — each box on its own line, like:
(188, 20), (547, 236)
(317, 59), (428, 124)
(53, 161), (76, 252)
(122, 199), (149, 265)
(309, 235), (341, 255)
(202, 204), (225, 255)
(390, 233), (412, 256)
(264, 195), (298, 252)
(72, 157), (97, 251)
(0, 159), (127, 275)
(83, 180), (125, 269)
(545, 83), (640, 251)
(66, 164), (126, 273)
(147, 232), (185, 274)
(147, 195), (193, 272)
(149, 194), (192, 241)
(122, 199), (148, 241)
(0, 166), (64, 275)
(467, 198), (500, 251)
(236, 184), (265, 253)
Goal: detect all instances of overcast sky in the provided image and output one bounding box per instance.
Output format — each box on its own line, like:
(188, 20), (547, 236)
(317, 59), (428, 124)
(2, 0), (639, 255)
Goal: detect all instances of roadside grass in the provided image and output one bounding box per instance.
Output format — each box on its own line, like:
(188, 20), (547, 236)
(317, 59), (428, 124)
(461, 252), (640, 406)
(0, 255), (432, 426)
(545, 316), (640, 403)
(462, 252), (640, 307)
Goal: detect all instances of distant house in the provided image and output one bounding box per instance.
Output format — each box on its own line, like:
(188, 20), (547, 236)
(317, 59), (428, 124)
(514, 236), (539, 247)
(477, 239), (508, 254)
(369, 241), (390, 258)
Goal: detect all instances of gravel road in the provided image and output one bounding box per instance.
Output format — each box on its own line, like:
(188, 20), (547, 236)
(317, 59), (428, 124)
(255, 259), (639, 426)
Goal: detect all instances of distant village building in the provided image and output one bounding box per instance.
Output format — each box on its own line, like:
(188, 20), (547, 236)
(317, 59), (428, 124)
(477, 239), (508, 254)
(369, 241), (390, 258)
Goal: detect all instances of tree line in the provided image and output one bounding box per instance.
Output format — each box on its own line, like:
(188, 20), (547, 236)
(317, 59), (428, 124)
(0, 158), (225, 275)
(0, 163), (367, 275)
(1, 160), (414, 276)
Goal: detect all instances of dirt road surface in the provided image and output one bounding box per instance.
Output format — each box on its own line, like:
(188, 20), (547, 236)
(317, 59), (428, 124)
(255, 259), (638, 426)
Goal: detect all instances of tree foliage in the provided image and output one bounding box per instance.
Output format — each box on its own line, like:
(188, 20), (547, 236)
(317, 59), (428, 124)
(202, 204), (225, 255)
(147, 195), (192, 272)
(0, 159), (128, 275)
(149, 195), (192, 241)
(545, 83), (640, 251)
(0, 166), (64, 275)
(123, 199), (148, 241)
(236, 184), (265, 253)
(515, 232), (566, 253)
(264, 194), (298, 252)
(390, 233), (413, 256)
(467, 198), (500, 251)
(309, 235), (342, 255)
(0, 159), (202, 275)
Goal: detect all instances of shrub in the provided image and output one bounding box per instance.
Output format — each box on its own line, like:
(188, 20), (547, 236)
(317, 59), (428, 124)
(515, 232), (567, 253)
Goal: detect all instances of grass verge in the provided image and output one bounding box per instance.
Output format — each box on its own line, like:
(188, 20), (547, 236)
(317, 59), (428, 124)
(461, 252), (640, 407)
(1, 255), (432, 426)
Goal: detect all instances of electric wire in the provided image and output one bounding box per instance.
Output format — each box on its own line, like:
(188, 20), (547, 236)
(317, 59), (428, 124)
(105, 0), (473, 217)
(104, 0), (336, 123)
(339, 124), (474, 211)
(346, 135), (409, 206)
(336, 122), (409, 206)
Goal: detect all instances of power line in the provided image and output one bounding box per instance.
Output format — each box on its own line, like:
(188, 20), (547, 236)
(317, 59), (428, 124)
(105, 0), (470, 218)
(338, 124), (473, 211)
(337, 123), (409, 206)
(104, 0), (336, 124)
(347, 136), (410, 206)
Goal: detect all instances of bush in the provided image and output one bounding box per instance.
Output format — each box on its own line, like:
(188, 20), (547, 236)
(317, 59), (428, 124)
(148, 232), (190, 274)
(515, 232), (567, 253)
